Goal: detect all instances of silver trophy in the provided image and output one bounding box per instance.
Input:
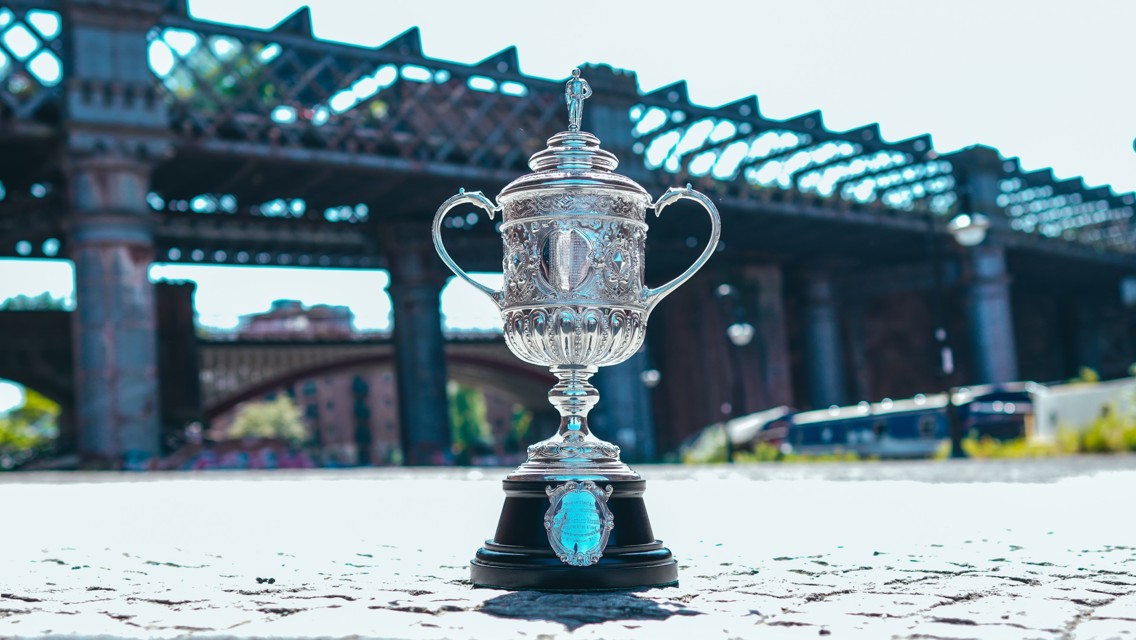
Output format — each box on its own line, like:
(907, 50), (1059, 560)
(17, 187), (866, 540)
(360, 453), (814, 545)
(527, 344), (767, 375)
(433, 68), (720, 590)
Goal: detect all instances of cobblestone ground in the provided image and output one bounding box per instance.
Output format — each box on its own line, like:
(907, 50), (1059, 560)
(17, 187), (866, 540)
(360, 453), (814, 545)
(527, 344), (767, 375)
(1, 457), (1134, 639)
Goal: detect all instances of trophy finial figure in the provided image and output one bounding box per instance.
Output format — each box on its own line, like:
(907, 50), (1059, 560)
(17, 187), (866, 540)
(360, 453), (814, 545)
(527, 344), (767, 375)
(565, 68), (592, 132)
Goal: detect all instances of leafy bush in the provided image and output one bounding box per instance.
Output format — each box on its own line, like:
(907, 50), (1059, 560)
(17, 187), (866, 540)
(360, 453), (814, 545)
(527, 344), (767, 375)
(0, 293), (67, 311)
(447, 381), (492, 464)
(679, 425), (729, 464)
(784, 449), (862, 462)
(0, 418), (50, 464)
(739, 442), (782, 462)
(0, 389), (60, 469)
(959, 436), (1067, 459)
(958, 405), (1136, 458)
(689, 436), (862, 464)
(1078, 406), (1136, 453)
(228, 396), (308, 445)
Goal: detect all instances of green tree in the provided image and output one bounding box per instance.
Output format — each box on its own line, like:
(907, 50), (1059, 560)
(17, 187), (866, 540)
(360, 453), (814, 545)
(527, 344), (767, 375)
(228, 396), (308, 445)
(0, 293), (67, 311)
(504, 404), (533, 452)
(448, 381), (492, 463)
(1073, 366), (1101, 384)
(0, 389), (61, 469)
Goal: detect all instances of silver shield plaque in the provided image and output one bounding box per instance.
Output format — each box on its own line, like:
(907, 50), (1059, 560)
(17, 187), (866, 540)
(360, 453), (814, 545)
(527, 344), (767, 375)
(543, 481), (614, 567)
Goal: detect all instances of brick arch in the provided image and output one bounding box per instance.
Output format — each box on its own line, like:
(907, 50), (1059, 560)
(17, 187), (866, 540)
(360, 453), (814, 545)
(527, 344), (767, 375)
(0, 367), (72, 413)
(203, 351), (555, 421)
(0, 311), (74, 412)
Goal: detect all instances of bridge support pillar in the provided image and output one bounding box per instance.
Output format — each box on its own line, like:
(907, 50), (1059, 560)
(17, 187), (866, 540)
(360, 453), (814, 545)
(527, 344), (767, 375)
(966, 243), (1019, 384)
(387, 232), (452, 465)
(746, 264), (794, 409)
(592, 346), (656, 463)
(69, 155), (161, 466)
(803, 270), (848, 409)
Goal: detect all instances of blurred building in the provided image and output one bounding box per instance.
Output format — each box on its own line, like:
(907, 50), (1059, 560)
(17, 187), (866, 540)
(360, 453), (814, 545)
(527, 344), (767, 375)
(238, 300), (355, 340)
(289, 368), (401, 466)
(211, 303), (526, 466)
(210, 367), (526, 467)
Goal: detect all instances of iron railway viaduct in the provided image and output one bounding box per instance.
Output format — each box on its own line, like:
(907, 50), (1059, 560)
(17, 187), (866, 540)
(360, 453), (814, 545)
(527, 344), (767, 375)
(0, 1), (1133, 464)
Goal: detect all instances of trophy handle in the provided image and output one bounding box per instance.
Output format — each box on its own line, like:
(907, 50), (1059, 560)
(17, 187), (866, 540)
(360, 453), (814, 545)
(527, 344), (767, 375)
(645, 184), (721, 312)
(432, 189), (504, 308)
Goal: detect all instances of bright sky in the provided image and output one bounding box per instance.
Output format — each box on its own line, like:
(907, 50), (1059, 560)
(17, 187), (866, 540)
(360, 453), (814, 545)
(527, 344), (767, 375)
(188, 0), (1136, 192)
(2, 0), (1134, 409)
(0, 260), (502, 332)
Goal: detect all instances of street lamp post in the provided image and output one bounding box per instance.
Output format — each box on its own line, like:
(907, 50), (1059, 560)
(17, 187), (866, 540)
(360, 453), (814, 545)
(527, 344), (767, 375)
(947, 213), (991, 249)
(927, 213), (955, 380)
(640, 368), (662, 390)
(715, 283), (755, 463)
(941, 211), (991, 458)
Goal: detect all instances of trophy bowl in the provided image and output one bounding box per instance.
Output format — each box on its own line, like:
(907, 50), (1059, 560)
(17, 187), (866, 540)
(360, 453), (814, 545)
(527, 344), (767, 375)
(433, 69), (720, 590)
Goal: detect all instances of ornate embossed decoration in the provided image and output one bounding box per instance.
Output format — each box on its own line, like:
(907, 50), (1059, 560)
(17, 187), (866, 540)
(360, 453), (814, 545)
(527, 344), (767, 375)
(502, 305), (646, 367)
(600, 222), (643, 297)
(528, 431), (620, 461)
(503, 224), (537, 302)
(504, 190), (647, 222)
(432, 69), (721, 478)
(543, 481), (614, 567)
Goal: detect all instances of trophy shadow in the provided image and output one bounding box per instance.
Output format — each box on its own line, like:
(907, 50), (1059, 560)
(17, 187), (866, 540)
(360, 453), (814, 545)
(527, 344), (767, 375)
(479, 590), (701, 630)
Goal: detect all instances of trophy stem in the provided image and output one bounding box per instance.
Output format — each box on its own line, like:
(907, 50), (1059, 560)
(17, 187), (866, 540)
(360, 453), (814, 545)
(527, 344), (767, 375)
(520, 364), (621, 464)
(549, 364), (599, 439)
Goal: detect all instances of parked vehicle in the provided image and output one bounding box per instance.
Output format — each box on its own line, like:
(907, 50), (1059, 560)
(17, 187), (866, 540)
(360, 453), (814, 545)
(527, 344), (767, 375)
(754, 395), (949, 459)
(684, 377), (1134, 461)
(953, 382), (1037, 441)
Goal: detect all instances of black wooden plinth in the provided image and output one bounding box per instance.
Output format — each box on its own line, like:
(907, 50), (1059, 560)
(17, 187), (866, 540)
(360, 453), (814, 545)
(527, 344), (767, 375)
(470, 479), (678, 591)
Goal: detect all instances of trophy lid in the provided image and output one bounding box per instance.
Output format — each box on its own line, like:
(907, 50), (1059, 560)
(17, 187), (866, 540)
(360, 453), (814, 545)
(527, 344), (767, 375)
(496, 69), (651, 204)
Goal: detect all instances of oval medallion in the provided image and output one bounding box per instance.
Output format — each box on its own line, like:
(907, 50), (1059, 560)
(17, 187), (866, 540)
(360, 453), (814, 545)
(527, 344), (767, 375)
(540, 228), (593, 292)
(543, 481), (615, 566)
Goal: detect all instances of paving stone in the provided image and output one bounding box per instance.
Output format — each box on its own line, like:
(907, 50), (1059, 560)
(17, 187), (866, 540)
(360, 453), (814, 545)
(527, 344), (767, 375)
(923, 595), (1086, 632)
(773, 591), (949, 623)
(0, 609), (142, 638)
(1093, 593), (1136, 620)
(0, 461), (1134, 639)
(901, 621), (1060, 640)
(921, 575), (1035, 600)
(1026, 581), (1130, 606)
(1072, 617), (1136, 639)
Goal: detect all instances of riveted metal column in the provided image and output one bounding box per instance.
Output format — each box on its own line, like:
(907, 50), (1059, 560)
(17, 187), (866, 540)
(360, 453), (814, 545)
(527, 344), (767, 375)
(69, 156), (161, 466)
(387, 227), (452, 465)
(62, 0), (170, 467)
(954, 147), (1020, 385)
(580, 64), (643, 181)
(803, 270), (847, 409)
(746, 264), (794, 408)
(592, 346), (656, 463)
(1073, 304), (1103, 375)
(966, 243), (1019, 383)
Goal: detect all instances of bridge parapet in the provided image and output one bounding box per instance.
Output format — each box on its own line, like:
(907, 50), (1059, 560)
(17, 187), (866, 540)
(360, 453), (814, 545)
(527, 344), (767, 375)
(0, 0), (1131, 263)
(198, 336), (552, 422)
(0, 0), (63, 129)
(629, 86), (1135, 256)
(149, 5), (563, 203)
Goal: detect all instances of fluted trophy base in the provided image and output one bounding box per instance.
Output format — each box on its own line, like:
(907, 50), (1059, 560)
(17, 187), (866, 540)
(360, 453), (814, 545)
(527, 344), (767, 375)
(470, 478), (678, 591)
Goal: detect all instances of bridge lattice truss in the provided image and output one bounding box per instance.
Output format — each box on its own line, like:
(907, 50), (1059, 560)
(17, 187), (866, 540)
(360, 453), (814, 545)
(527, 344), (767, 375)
(0, 1), (1133, 265)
